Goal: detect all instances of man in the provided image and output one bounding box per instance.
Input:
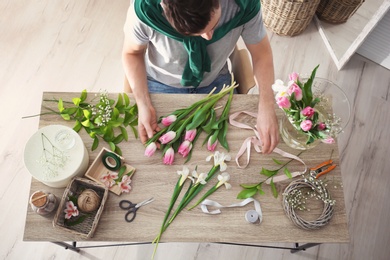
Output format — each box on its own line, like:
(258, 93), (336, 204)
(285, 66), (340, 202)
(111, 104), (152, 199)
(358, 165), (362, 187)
(122, 0), (279, 153)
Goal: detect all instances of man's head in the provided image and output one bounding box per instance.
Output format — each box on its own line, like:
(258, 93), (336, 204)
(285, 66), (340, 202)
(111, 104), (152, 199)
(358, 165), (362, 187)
(161, 0), (221, 40)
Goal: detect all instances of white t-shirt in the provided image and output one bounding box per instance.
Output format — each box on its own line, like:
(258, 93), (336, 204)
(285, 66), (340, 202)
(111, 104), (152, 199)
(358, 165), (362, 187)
(124, 0), (266, 88)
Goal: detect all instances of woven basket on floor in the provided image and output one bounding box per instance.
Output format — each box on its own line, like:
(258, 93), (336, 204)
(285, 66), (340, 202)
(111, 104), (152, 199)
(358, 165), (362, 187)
(261, 0), (321, 36)
(316, 0), (365, 24)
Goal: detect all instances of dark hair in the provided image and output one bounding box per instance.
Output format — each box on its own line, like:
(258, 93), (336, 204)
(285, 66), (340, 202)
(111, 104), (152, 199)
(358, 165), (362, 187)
(162, 0), (220, 35)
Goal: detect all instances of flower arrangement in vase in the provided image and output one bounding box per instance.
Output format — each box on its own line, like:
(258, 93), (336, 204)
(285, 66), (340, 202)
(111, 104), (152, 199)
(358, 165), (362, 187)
(272, 65), (350, 150)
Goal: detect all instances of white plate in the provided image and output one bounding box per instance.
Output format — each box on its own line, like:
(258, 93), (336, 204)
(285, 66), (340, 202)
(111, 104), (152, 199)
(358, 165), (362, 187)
(23, 125), (89, 188)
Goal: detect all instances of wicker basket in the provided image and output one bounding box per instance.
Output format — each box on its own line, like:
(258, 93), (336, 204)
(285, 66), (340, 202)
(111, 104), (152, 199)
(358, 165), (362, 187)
(316, 0), (365, 24)
(53, 177), (108, 238)
(261, 0), (321, 36)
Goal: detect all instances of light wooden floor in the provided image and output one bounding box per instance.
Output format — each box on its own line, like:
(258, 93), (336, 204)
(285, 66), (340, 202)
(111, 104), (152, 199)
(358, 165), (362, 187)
(1, 1), (389, 260)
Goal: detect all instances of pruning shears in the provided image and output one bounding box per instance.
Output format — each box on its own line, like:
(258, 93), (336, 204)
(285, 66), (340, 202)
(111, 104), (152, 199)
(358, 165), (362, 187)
(310, 159), (336, 179)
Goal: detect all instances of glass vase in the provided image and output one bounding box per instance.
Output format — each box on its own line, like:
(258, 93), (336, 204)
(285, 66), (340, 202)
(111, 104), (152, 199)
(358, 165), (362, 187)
(280, 77), (351, 150)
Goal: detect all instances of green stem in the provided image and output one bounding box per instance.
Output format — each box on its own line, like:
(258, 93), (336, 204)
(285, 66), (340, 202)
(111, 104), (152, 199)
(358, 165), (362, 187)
(188, 186), (218, 210)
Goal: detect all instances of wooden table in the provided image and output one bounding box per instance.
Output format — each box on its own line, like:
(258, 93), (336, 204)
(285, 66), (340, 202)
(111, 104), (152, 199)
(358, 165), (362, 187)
(24, 92), (349, 249)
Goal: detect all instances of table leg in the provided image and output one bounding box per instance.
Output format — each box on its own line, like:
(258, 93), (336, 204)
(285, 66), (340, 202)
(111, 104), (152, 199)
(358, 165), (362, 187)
(52, 242), (80, 252)
(291, 243), (321, 253)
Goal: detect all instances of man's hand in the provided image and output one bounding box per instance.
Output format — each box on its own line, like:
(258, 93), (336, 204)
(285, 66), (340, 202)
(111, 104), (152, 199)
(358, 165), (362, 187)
(137, 103), (160, 144)
(256, 101), (279, 154)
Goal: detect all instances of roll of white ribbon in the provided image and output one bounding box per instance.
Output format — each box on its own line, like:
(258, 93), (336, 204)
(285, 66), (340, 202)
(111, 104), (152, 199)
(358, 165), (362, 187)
(245, 210), (259, 223)
(200, 198), (263, 224)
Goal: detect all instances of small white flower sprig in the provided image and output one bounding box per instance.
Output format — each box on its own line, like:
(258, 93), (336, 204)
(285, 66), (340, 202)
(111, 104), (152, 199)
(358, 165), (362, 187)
(152, 151), (231, 258)
(28, 90), (138, 155)
(144, 77), (238, 165)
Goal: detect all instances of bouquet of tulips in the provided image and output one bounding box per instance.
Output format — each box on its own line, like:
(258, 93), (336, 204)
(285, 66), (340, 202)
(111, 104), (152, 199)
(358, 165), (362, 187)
(144, 79), (237, 165)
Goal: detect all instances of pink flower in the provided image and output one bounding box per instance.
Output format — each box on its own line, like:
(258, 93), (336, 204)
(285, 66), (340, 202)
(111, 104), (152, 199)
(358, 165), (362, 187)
(207, 136), (218, 152)
(300, 120), (313, 131)
(287, 83), (303, 101)
(276, 96), (291, 109)
(159, 131), (176, 144)
(322, 136), (335, 144)
(144, 142), (157, 157)
(317, 122), (326, 131)
(64, 201), (79, 219)
(178, 140), (193, 157)
(161, 115), (177, 126)
(119, 175), (132, 193)
(163, 147), (175, 165)
(289, 72), (299, 81)
(301, 106), (315, 118)
(184, 129), (197, 142)
(100, 171), (118, 188)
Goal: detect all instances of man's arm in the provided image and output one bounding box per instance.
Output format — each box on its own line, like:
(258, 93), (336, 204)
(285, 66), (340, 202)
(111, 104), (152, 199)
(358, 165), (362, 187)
(246, 35), (279, 154)
(122, 35), (160, 144)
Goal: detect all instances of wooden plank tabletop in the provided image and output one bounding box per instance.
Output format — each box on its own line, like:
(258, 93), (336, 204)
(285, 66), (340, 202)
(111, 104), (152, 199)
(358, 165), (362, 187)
(23, 92), (349, 244)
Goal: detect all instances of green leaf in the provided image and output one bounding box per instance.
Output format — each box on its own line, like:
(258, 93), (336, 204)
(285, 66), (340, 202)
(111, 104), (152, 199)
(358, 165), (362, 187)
(272, 158), (283, 165)
(58, 98), (64, 112)
(61, 113), (71, 120)
(73, 120), (82, 132)
(63, 107), (78, 115)
(112, 107), (120, 120)
(113, 134), (124, 144)
(240, 183), (258, 189)
(91, 137), (99, 151)
(72, 97), (81, 106)
(80, 89), (87, 102)
(284, 167), (292, 179)
(260, 168), (278, 177)
(115, 93), (123, 108)
(81, 119), (91, 127)
(103, 126), (114, 141)
(120, 126), (128, 141)
(83, 109), (91, 119)
(108, 142), (116, 152)
(115, 145), (122, 156)
(218, 120), (229, 151)
(270, 178), (278, 198)
(123, 93), (130, 107)
(237, 187), (257, 199)
(117, 165), (127, 181)
(89, 131), (96, 138)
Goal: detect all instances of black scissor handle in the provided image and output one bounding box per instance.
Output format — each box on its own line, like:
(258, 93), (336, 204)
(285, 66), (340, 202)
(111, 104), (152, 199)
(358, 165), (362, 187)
(119, 200), (135, 210)
(124, 208), (137, 222)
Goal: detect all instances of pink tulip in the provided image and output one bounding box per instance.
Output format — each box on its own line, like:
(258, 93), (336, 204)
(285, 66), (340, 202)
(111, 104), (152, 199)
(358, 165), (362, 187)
(287, 83), (303, 101)
(178, 140), (193, 157)
(207, 136), (218, 152)
(161, 115), (177, 126)
(184, 129), (197, 142)
(300, 120), (313, 131)
(321, 136), (335, 144)
(163, 147), (175, 165)
(317, 122), (326, 131)
(159, 131), (176, 144)
(144, 142), (157, 157)
(289, 72), (299, 81)
(276, 96), (291, 109)
(302, 106), (315, 118)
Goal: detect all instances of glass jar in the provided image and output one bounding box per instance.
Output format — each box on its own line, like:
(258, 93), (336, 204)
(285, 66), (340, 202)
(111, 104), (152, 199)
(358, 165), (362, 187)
(30, 191), (58, 216)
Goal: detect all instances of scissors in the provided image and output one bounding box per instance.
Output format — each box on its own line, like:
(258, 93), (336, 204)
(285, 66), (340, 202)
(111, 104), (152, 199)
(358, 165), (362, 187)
(310, 159), (336, 179)
(119, 197), (154, 222)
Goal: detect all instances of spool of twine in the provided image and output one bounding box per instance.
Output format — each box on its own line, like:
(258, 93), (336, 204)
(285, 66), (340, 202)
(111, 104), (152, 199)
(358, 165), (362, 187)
(77, 189), (101, 213)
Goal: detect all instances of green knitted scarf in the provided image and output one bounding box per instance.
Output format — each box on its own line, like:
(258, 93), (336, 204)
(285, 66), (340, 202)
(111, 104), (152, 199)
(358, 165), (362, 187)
(134, 0), (260, 87)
